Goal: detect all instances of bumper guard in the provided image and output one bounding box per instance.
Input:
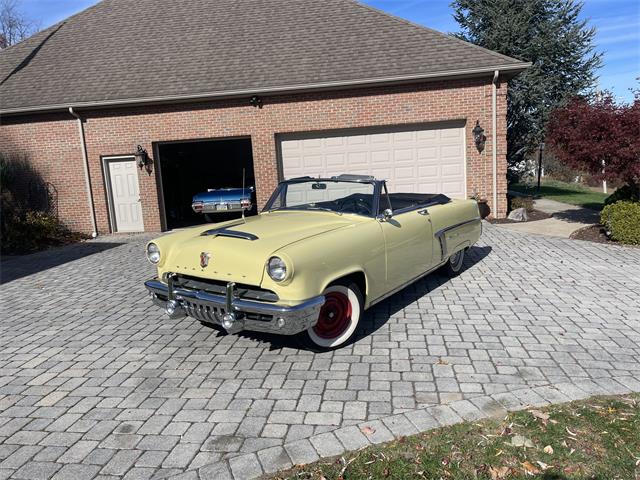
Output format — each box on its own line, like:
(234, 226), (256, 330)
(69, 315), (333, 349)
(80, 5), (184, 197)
(144, 276), (324, 336)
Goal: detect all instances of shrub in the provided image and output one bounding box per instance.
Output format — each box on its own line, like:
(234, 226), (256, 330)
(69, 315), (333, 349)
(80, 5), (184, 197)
(604, 184), (640, 206)
(0, 210), (85, 255)
(600, 201), (640, 245)
(510, 196), (534, 212)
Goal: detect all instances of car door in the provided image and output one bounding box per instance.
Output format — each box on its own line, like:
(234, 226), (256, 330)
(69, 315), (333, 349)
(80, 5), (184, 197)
(379, 202), (434, 292)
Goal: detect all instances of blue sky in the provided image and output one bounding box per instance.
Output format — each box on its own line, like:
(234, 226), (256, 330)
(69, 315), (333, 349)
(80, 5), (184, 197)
(20, 0), (639, 102)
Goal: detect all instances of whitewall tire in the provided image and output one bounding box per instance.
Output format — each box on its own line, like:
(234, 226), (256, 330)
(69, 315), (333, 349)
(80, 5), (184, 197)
(443, 249), (465, 276)
(305, 283), (362, 349)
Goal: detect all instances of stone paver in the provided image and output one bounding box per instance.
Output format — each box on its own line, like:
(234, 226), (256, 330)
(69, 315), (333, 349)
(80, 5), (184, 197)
(0, 224), (639, 479)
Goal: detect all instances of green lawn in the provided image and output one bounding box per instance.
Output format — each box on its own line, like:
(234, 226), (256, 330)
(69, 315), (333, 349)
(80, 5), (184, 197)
(271, 394), (640, 480)
(510, 179), (609, 210)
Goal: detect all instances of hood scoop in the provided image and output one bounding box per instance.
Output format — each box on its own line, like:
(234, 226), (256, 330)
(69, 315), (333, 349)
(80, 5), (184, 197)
(201, 225), (258, 241)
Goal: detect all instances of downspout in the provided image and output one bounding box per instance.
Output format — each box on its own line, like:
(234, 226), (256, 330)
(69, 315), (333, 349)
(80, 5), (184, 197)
(492, 70), (499, 217)
(69, 107), (98, 237)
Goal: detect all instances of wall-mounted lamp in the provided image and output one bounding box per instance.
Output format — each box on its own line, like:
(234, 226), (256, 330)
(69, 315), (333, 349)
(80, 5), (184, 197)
(249, 95), (263, 109)
(134, 145), (153, 175)
(472, 120), (486, 152)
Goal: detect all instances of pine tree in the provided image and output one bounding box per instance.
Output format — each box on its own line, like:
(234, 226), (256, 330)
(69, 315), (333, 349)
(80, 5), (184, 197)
(451, 0), (602, 176)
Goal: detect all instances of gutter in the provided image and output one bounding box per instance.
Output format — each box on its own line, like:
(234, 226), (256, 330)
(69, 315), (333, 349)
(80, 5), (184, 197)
(1, 63), (530, 116)
(68, 107), (98, 238)
(492, 70), (499, 217)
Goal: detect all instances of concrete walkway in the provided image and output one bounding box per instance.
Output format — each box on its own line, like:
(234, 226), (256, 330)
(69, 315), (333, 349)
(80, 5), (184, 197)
(496, 198), (600, 238)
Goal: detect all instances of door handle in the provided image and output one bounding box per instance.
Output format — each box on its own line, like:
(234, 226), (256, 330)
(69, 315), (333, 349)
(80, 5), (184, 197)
(418, 209), (429, 216)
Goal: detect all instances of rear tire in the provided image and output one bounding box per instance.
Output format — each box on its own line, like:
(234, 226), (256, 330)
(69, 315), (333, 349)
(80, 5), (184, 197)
(442, 249), (465, 277)
(303, 282), (363, 350)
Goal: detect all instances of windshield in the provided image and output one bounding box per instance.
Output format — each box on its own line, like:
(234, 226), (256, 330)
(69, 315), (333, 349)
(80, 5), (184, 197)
(266, 180), (376, 216)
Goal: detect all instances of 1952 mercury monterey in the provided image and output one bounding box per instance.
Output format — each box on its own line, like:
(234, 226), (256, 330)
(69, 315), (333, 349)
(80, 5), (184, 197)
(144, 175), (481, 349)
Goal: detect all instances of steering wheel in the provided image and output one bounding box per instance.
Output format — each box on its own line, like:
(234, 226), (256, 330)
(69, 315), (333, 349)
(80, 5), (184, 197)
(337, 197), (372, 215)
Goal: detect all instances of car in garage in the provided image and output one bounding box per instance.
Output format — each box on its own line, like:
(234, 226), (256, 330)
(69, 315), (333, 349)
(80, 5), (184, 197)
(144, 175), (482, 349)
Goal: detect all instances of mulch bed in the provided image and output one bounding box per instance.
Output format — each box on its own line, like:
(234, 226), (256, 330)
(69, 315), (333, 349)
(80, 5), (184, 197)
(570, 224), (613, 244)
(488, 209), (551, 224)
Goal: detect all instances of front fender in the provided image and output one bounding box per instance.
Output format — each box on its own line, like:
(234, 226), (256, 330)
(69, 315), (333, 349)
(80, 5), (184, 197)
(261, 220), (385, 305)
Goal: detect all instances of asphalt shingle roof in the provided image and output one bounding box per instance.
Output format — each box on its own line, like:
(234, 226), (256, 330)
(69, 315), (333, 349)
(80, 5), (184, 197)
(0, 0), (527, 114)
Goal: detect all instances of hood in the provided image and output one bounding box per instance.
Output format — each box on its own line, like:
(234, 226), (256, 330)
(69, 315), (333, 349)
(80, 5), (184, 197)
(159, 211), (361, 286)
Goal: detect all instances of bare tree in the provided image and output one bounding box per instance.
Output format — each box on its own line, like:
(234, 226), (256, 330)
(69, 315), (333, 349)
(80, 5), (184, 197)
(0, 0), (38, 49)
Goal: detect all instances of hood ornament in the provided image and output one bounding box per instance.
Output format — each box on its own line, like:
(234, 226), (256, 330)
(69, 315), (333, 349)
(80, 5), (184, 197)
(200, 252), (211, 268)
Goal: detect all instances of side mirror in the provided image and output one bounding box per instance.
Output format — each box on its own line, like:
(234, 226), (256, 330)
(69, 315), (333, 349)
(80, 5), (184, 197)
(383, 208), (393, 220)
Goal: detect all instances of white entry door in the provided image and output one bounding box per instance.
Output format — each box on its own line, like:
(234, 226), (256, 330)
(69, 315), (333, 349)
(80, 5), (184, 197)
(279, 123), (466, 198)
(107, 158), (144, 232)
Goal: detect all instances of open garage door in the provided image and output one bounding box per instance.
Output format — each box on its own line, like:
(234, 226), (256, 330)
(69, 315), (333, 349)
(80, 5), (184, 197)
(157, 138), (254, 230)
(278, 122), (466, 198)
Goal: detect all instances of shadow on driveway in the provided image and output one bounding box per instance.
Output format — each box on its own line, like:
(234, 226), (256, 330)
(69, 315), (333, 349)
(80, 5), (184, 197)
(201, 245), (493, 351)
(0, 241), (124, 284)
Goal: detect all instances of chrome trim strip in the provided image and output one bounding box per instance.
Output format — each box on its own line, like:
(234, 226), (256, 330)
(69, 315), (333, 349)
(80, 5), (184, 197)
(434, 217), (481, 261)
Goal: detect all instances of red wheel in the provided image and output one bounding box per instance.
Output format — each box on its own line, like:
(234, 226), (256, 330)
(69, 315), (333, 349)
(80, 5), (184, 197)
(306, 283), (362, 349)
(313, 291), (353, 339)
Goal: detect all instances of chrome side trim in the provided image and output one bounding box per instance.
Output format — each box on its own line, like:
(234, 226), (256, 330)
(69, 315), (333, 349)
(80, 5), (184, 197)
(434, 217), (481, 261)
(201, 228), (258, 241)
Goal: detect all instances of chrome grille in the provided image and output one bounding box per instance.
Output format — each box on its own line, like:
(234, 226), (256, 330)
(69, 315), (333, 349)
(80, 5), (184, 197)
(183, 300), (225, 323)
(182, 299), (273, 323)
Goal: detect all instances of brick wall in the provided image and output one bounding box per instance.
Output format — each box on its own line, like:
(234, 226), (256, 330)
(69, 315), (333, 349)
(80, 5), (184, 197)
(0, 76), (508, 234)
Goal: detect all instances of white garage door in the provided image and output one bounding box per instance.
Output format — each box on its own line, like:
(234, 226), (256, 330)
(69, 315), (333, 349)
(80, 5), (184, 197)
(279, 124), (466, 198)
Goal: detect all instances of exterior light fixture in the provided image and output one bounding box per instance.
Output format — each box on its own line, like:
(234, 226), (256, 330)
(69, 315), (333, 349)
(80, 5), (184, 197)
(249, 95), (263, 108)
(134, 145), (153, 175)
(472, 120), (486, 152)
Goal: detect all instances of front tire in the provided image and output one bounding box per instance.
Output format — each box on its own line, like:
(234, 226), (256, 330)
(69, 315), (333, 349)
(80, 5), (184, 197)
(443, 249), (465, 276)
(304, 283), (363, 350)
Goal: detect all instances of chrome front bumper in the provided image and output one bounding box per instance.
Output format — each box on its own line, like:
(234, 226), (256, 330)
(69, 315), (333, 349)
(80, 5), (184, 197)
(144, 276), (324, 336)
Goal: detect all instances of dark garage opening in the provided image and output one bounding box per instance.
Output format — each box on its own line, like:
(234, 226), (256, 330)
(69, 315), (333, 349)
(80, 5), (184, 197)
(158, 138), (255, 230)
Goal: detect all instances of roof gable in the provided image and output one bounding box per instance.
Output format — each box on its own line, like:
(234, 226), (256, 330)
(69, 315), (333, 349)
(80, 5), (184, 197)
(0, 0), (527, 114)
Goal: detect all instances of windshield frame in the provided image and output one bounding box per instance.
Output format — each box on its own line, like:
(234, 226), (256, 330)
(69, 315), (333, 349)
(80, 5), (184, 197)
(262, 177), (384, 218)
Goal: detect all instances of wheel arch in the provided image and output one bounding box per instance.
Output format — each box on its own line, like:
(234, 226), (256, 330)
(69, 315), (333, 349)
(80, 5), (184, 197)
(323, 270), (368, 306)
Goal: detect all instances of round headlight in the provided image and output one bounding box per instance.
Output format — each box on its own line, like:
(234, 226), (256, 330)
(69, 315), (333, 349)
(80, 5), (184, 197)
(146, 243), (161, 264)
(267, 256), (287, 282)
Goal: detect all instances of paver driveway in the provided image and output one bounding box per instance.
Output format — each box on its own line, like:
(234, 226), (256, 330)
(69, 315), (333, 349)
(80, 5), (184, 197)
(1, 224), (639, 479)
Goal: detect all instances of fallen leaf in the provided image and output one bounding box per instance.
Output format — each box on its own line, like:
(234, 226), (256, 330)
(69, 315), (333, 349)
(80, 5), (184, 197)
(361, 426), (376, 436)
(521, 461), (540, 475)
(536, 461), (549, 470)
(511, 434), (534, 448)
(566, 427), (577, 436)
(495, 449), (503, 457)
(383, 467), (390, 477)
(436, 358), (449, 365)
(488, 466), (510, 480)
(543, 445), (554, 455)
(529, 410), (550, 424)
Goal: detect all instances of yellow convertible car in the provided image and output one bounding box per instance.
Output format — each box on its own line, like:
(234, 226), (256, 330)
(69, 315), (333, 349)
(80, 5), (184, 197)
(144, 175), (481, 349)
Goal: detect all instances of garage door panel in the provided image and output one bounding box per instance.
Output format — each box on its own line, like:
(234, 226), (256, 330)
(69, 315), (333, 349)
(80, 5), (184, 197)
(347, 151), (368, 165)
(417, 147), (438, 161)
(280, 124), (465, 197)
(370, 133), (391, 144)
(371, 150), (391, 163)
(417, 129), (438, 141)
(442, 163), (463, 176)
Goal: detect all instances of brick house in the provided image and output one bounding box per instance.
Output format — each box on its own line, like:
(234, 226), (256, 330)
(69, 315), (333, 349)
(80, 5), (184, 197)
(0, 0), (528, 235)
